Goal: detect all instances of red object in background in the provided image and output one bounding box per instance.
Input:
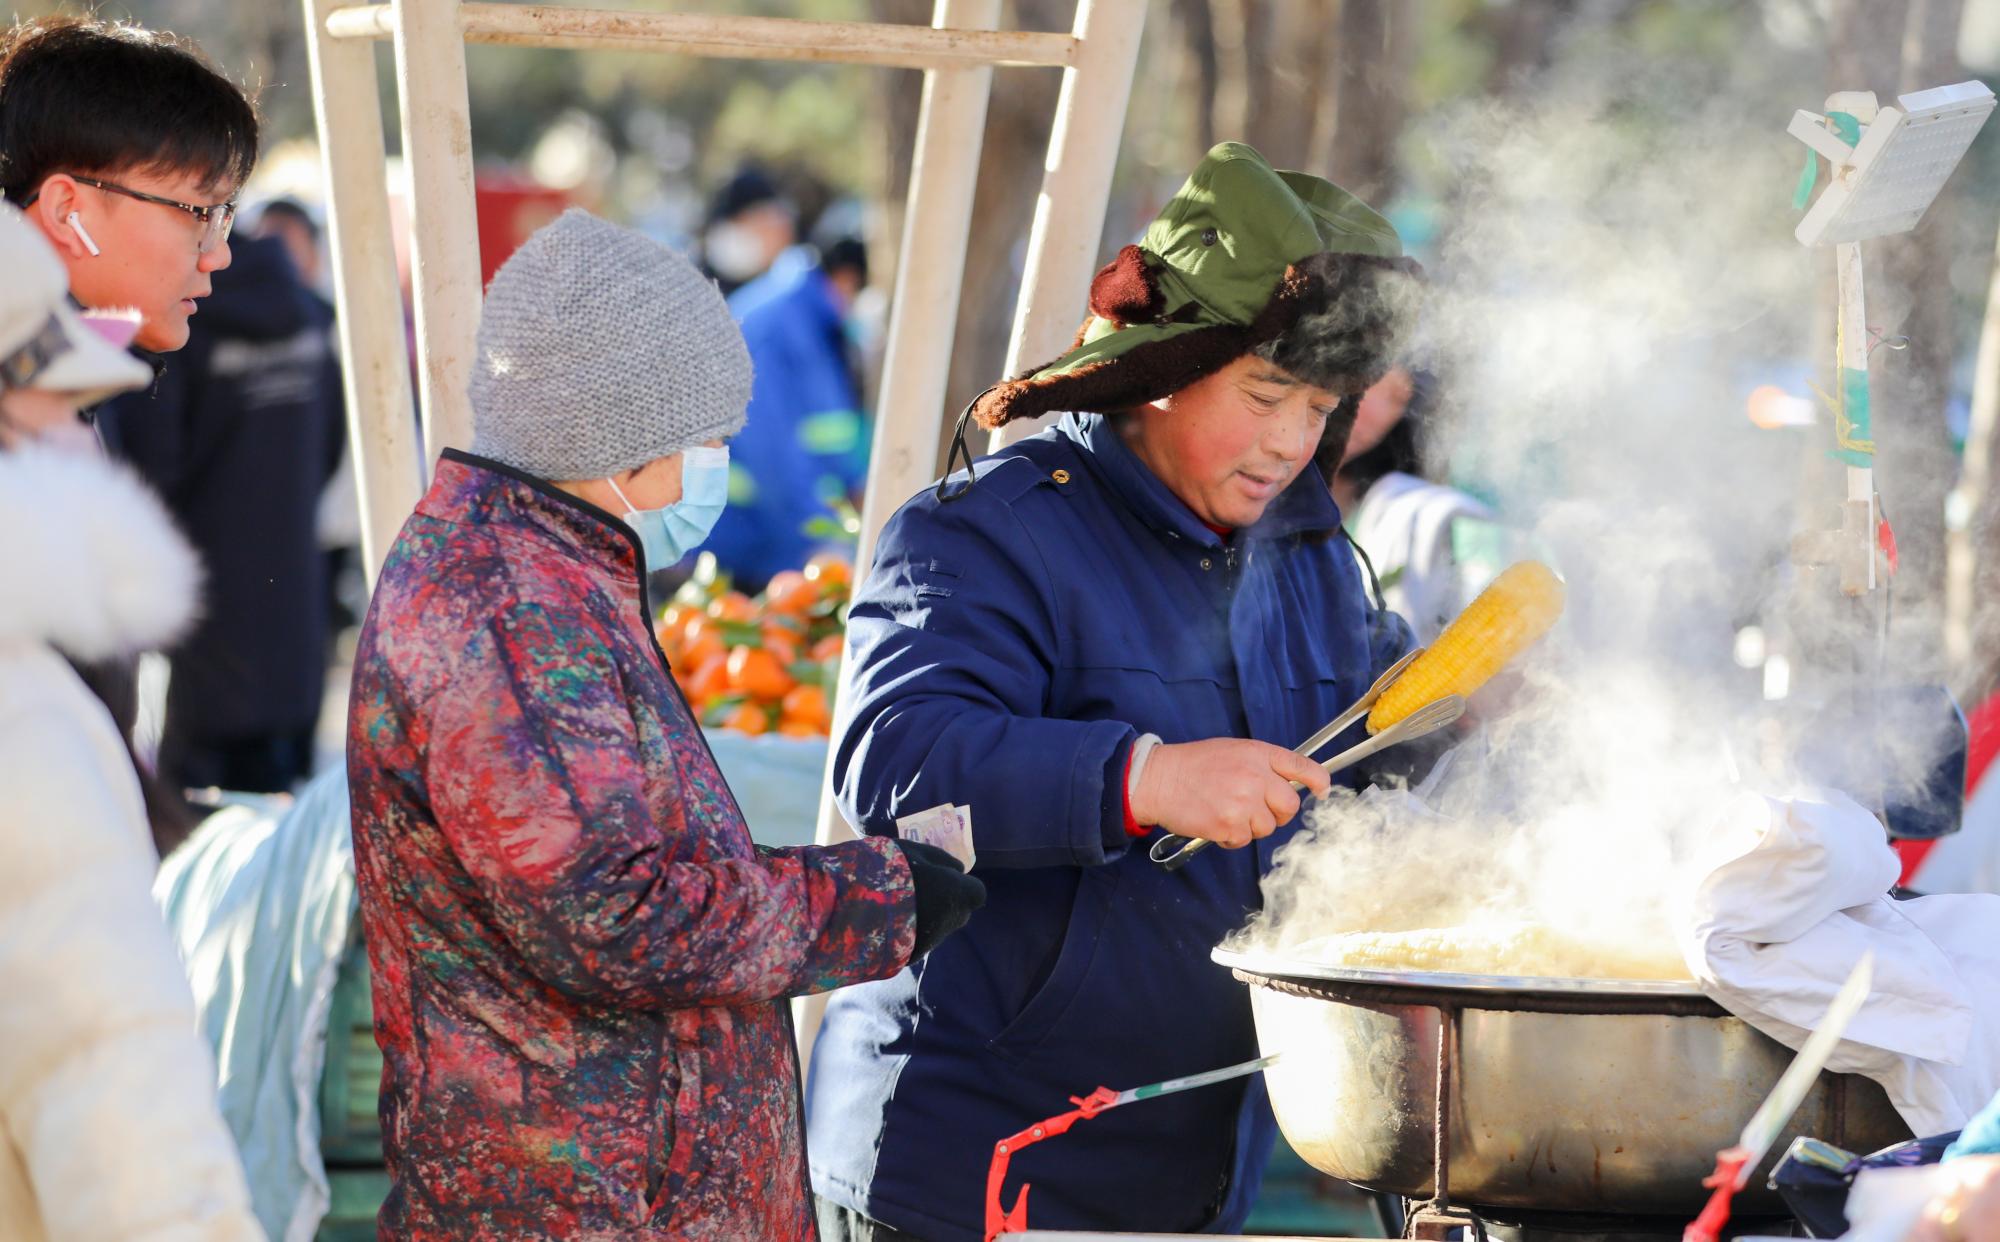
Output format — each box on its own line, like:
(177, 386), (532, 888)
(474, 175), (571, 287)
(1879, 518), (1899, 577)
(1895, 693), (2000, 885)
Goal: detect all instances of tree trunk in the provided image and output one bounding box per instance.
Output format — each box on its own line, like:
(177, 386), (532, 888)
(1170, 0), (1220, 157)
(939, 1), (1070, 467)
(1948, 217), (2000, 703)
(1866, 0), (1966, 679)
(1323, 0), (1407, 204)
(1481, 0), (1570, 96)
(869, 0), (930, 301)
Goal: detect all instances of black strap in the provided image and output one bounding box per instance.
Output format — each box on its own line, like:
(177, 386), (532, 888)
(935, 386), (1000, 504)
(1343, 526), (1388, 612)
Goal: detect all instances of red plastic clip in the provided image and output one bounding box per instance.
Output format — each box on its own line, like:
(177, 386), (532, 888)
(983, 1086), (1122, 1242)
(1682, 1146), (1752, 1242)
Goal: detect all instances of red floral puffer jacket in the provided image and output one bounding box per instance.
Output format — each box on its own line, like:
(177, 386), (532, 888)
(347, 450), (915, 1240)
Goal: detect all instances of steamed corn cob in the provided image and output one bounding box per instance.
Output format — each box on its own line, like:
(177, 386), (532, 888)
(1366, 560), (1565, 733)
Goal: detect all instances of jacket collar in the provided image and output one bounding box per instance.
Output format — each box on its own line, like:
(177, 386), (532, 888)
(425, 448), (647, 580)
(1059, 410), (1343, 547)
(0, 443), (201, 659)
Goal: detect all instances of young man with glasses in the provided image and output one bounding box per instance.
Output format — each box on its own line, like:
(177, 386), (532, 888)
(0, 15), (258, 852)
(0, 16), (258, 357)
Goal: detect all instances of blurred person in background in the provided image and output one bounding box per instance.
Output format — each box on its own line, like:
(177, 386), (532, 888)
(255, 196), (323, 294)
(704, 228), (871, 590)
(1327, 365), (1514, 643)
(347, 209), (981, 1239)
(0, 11), (259, 854)
(701, 163), (796, 296)
(100, 226), (343, 799)
(0, 203), (264, 1242)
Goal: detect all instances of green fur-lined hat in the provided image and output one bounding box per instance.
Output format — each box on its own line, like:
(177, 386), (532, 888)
(970, 141), (1421, 430)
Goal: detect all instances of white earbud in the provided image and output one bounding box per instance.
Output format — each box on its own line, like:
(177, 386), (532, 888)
(66, 211), (101, 257)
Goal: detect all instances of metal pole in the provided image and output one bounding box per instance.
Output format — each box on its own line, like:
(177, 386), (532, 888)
(1835, 240), (1877, 595)
(815, 0), (1000, 845)
(991, 0), (1147, 449)
(798, 0), (1000, 1063)
(392, 0), (484, 462)
(303, 0), (422, 583)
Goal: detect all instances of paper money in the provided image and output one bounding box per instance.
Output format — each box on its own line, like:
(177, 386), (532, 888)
(895, 802), (975, 871)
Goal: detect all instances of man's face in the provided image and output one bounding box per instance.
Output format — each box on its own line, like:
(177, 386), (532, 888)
(39, 166), (235, 353)
(1123, 354), (1339, 530)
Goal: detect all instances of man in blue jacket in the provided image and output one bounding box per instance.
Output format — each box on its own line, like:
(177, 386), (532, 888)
(807, 143), (1424, 1240)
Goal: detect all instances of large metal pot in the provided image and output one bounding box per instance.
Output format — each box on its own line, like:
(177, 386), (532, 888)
(1216, 945), (1910, 1217)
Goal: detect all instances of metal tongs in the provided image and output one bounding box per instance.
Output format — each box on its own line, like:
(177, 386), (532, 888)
(1149, 649), (1465, 871)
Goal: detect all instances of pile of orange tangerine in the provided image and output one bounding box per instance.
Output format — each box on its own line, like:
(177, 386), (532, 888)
(655, 553), (852, 738)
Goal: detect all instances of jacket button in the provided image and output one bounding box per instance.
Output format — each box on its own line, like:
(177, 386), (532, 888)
(1200, 557), (1212, 570)
(1051, 469), (1071, 484)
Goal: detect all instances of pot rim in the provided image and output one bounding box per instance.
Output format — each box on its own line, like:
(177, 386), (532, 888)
(1213, 944), (1710, 999)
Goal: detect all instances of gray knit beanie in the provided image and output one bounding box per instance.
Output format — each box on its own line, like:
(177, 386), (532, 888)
(470, 208), (752, 480)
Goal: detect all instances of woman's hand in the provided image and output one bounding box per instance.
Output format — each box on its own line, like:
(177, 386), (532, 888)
(1910, 1158), (2000, 1242)
(1131, 738), (1333, 848)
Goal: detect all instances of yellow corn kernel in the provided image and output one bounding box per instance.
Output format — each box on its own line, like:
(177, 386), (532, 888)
(1366, 560), (1565, 733)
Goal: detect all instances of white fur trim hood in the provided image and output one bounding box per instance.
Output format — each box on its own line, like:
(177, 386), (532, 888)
(0, 444), (201, 660)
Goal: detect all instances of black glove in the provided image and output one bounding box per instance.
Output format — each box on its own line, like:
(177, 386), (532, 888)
(892, 839), (986, 958)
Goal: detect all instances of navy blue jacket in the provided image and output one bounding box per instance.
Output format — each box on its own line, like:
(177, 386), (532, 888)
(98, 235), (342, 747)
(806, 412), (1413, 1239)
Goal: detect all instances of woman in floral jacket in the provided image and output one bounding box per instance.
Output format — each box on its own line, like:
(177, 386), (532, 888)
(346, 209), (982, 1240)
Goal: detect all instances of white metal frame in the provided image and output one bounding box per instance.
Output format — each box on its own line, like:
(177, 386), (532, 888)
(306, 0), (1145, 1048)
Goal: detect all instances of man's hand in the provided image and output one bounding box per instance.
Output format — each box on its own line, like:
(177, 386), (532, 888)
(1130, 738), (1333, 848)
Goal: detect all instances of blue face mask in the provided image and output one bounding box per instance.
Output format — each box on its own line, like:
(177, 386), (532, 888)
(606, 445), (730, 571)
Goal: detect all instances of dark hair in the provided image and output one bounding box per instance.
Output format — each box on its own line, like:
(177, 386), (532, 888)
(257, 196), (318, 239)
(0, 16), (259, 205)
(1317, 367), (1434, 492)
(706, 164), (786, 227)
(819, 236), (868, 285)
(1253, 257), (1418, 396)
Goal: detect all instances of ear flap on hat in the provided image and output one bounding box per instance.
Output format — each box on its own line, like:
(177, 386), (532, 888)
(1086, 244), (1164, 326)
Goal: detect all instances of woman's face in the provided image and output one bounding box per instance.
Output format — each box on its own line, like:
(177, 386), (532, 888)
(1123, 354), (1338, 529)
(1342, 367), (1414, 465)
(555, 438), (726, 514)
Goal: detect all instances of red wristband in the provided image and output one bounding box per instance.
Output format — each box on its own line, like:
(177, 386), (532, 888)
(1122, 749), (1146, 838)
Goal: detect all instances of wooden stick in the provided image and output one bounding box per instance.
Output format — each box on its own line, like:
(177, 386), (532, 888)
(303, 0), (422, 583)
(392, 0), (483, 461)
(324, 2), (1074, 70)
(796, 0), (1002, 1065)
(992, 0), (1147, 449)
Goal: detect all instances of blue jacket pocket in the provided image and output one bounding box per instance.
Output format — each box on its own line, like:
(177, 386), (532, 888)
(987, 864), (1121, 1061)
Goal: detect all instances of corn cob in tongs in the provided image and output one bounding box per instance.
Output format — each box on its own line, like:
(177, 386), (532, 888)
(1149, 561), (1566, 871)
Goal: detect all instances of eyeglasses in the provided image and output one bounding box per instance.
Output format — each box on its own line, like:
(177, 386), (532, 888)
(70, 176), (237, 254)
